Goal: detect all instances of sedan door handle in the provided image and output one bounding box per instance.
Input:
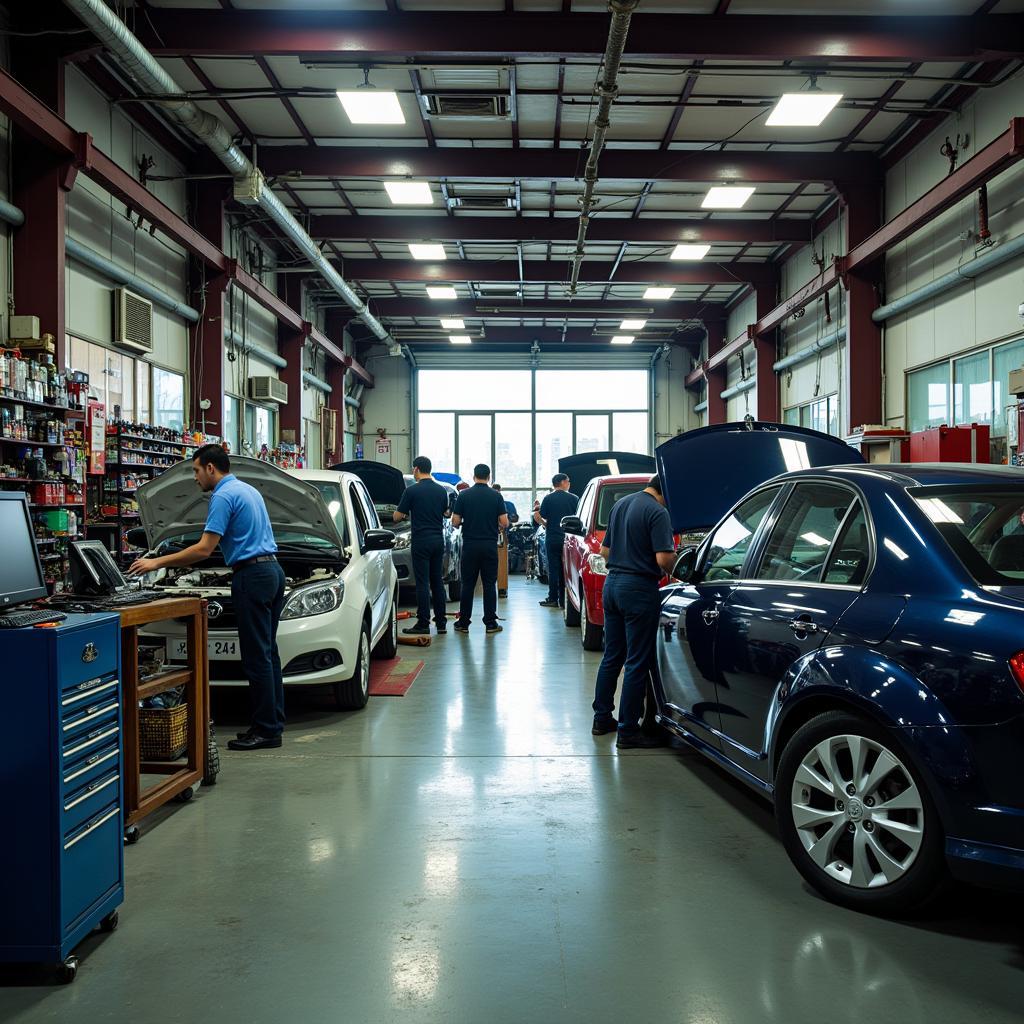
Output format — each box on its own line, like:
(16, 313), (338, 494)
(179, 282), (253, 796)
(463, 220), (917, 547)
(788, 617), (819, 636)
(702, 608), (719, 625)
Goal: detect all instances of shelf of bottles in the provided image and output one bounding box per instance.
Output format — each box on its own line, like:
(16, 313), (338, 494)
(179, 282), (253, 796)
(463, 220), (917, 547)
(91, 419), (217, 561)
(0, 347), (89, 592)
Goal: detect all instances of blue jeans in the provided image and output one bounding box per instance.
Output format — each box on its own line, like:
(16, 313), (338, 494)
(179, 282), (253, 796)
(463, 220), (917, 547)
(546, 536), (565, 605)
(592, 572), (661, 732)
(412, 535), (447, 628)
(231, 560), (287, 737)
(458, 542), (498, 627)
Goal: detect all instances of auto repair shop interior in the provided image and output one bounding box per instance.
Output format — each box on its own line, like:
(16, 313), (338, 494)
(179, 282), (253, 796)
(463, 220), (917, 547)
(1, 0), (1024, 1021)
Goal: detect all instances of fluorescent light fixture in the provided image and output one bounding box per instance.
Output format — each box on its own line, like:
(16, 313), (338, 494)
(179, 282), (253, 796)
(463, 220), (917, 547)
(409, 243), (446, 260)
(619, 319), (647, 330)
(702, 186), (756, 210)
(440, 318), (465, 330)
(384, 181), (433, 205)
(337, 89), (405, 125)
(449, 335), (472, 345)
(766, 92), (843, 127)
(779, 438), (811, 473)
(427, 286), (458, 300)
(644, 287), (675, 300)
(610, 335), (635, 346)
(671, 243), (711, 261)
(800, 531), (831, 548)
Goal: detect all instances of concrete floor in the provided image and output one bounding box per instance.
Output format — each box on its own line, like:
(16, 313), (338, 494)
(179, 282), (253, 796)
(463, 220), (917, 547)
(3, 577), (1023, 1023)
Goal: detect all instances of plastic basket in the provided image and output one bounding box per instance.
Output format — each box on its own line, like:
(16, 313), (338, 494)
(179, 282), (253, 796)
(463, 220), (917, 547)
(139, 703), (189, 761)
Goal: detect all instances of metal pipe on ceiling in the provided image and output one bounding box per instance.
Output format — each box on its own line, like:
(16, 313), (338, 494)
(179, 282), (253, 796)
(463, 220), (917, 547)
(693, 399), (708, 414)
(568, 0), (639, 295)
(224, 329), (288, 370)
(720, 377), (756, 401)
(772, 326), (847, 373)
(302, 370), (332, 395)
(61, 0), (395, 352)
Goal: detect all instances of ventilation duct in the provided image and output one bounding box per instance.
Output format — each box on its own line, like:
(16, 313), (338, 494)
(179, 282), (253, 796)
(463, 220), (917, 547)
(62, 0), (394, 351)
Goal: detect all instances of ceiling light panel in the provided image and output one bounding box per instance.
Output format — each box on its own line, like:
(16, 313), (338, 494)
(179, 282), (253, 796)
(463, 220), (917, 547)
(385, 181), (433, 205)
(702, 186), (756, 210)
(619, 319), (647, 331)
(449, 335), (472, 345)
(427, 286), (458, 300)
(766, 93), (843, 127)
(409, 243), (446, 260)
(643, 287), (676, 300)
(440, 318), (465, 329)
(671, 244), (711, 261)
(337, 90), (405, 125)
(610, 336), (635, 346)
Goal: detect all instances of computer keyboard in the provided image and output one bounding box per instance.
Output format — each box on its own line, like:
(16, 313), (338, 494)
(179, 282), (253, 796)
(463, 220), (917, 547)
(99, 590), (164, 607)
(0, 609), (68, 629)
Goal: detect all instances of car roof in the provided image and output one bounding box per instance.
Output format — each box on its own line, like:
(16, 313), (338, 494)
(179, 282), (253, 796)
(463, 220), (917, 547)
(589, 474), (652, 486)
(789, 463), (1024, 488)
(285, 467), (359, 487)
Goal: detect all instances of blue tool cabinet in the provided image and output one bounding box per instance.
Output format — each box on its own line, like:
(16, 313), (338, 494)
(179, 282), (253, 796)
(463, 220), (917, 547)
(0, 613), (124, 982)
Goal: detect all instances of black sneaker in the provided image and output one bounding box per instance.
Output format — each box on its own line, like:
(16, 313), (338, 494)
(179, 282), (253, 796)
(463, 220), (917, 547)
(403, 624), (431, 636)
(486, 623), (503, 635)
(453, 622), (470, 633)
(538, 599), (559, 608)
(591, 718), (618, 736)
(616, 730), (669, 750)
(435, 626), (448, 635)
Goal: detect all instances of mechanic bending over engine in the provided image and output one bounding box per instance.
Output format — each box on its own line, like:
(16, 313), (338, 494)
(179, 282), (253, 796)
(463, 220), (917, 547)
(591, 473), (676, 750)
(129, 444), (287, 752)
(393, 455), (452, 637)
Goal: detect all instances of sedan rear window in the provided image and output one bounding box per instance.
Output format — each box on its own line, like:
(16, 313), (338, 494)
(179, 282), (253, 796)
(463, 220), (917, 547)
(911, 488), (1024, 584)
(595, 482), (646, 530)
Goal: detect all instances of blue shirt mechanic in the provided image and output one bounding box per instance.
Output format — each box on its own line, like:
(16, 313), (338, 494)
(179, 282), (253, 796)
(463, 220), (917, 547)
(204, 474), (278, 567)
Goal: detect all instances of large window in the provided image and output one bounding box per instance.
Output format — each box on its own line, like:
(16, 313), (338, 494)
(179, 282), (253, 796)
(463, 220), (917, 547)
(153, 367), (185, 431)
(907, 337), (1024, 438)
(415, 368), (649, 506)
(783, 394), (839, 436)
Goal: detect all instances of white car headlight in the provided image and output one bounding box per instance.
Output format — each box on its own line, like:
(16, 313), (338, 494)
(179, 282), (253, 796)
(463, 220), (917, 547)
(393, 533), (412, 550)
(587, 553), (609, 575)
(281, 580), (345, 620)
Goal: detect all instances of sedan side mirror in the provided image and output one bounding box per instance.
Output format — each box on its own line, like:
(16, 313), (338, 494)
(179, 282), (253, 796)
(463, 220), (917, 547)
(561, 515), (585, 536)
(363, 529), (397, 552)
(125, 527), (149, 549)
(671, 546), (699, 583)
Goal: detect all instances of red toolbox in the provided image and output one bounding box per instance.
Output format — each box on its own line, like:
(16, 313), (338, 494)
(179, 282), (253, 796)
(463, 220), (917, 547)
(909, 424), (990, 464)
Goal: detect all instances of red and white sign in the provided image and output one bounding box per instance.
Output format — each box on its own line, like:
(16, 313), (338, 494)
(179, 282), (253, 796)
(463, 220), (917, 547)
(87, 400), (106, 475)
(375, 436), (392, 457)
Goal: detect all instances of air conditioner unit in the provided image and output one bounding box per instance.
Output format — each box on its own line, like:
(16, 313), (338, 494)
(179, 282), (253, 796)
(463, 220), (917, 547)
(248, 376), (289, 404)
(114, 288), (154, 354)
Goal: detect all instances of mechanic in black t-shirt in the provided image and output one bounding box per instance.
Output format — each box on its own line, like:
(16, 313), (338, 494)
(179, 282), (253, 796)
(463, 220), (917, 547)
(535, 473), (579, 609)
(451, 463), (509, 634)
(395, 455), (452, 635)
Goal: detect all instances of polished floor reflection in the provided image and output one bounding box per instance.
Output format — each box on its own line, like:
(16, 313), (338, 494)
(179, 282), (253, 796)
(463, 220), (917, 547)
(3, 579), (1022, 1023)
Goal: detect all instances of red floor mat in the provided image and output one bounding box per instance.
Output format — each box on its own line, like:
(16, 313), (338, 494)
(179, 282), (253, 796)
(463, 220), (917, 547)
(368, 658), (425, 696)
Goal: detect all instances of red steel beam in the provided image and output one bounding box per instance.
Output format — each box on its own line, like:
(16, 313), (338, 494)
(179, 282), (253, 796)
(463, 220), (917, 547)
(338, 258), (776, 287)
(395, 327), (679, 345)
(310, 214), (813, 245)
(365, 298), (723, 320)
(255, 146), (877, 185)
(0, 67), (371, 384)
(685, 328), (752, 387)
(138, 11), (1024, 62)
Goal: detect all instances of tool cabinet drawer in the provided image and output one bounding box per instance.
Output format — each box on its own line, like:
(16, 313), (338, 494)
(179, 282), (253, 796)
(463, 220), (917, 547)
(61, 803), (122, 935)
(62, 769), (121, 832)
(56, 627), (118, 692)
(62, 739), (120, 794)
(62, 721), (119, 764)
(60, 674), (118, 709)
(60, 693), (119, 743)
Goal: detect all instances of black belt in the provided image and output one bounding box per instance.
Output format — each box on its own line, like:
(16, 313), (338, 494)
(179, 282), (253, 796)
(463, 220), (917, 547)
(231, 554), (277, 572)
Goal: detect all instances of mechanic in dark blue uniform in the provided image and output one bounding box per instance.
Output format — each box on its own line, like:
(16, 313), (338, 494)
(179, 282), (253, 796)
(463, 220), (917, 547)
(394, 455), (452, 636)
(129, 444), (286, 751)
(451, 463), (509, 634)
(591, 474), (676, 749)
(535, 473), (578, 608)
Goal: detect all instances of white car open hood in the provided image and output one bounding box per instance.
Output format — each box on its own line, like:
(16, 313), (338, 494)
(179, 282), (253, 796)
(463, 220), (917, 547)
(136, 456), (344, 551)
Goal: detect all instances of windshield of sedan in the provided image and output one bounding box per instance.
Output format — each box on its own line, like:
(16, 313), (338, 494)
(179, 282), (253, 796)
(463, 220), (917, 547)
(595, 482), (647, 530)
(912, 488), (1024, 583)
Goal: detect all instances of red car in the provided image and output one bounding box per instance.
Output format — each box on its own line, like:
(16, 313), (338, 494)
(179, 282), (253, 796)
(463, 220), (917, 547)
(560, 474), (654, 650)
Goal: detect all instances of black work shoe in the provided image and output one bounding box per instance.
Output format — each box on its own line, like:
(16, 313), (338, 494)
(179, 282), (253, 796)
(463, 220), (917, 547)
(486, 623), (503, 635)
(592, 718), (618, 736)
(538, 599), (559, 608)
(454, 622), (470, 633)
(435, 627), (447, 635)
(228, 733), (282, 751)
(403, 624), (431, 636)
(616, 730), (669, 750)
(235, 728), (257, 740)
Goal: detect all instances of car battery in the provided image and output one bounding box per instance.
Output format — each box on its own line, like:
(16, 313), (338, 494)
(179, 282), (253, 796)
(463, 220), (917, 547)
(909, 424), (990, 464)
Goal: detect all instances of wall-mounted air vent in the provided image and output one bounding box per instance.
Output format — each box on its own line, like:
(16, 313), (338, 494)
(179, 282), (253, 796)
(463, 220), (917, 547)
(248, 376), (289, 405)
(424, 93), (510, 118)
(450, 195), (516, 210)
(114, 288), (153, 354)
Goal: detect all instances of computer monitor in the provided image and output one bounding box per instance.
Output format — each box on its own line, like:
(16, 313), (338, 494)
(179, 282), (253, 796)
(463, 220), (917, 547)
(70, 540), (130, 596)
(0, 492), (48, 608)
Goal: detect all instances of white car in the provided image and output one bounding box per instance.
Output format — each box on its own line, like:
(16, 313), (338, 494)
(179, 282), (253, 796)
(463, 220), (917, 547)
(135, 458), (399, 710)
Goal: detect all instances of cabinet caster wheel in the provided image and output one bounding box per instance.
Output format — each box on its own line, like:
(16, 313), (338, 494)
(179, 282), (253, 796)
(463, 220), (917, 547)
(174, 786), (194, 803)
(58, 956), (79, 984)
(100, 911), (119, 933)
(124, 826), (140, 845)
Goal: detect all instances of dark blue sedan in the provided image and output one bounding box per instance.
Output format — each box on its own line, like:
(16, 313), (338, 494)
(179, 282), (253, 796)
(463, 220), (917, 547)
(655, 424), (1024, 913)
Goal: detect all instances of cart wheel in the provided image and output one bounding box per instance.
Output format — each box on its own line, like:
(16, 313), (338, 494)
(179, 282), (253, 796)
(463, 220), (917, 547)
(58, 956), (79, 984)
(124, 826), (140, 845)
(202, 771), (218, 786)
(174, 787), (194, 803)
(100, 911), (119, 933)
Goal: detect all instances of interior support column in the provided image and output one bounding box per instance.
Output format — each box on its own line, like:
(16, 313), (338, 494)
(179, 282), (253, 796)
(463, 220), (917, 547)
(754, 283), (780, 422)
(705, 321), (726, 424)
(277, 276), (307, 444)
(323, 310), (350, 464)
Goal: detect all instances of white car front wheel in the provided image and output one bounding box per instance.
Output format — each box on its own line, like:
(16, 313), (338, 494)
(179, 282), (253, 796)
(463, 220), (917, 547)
(333, 623), (371, 710)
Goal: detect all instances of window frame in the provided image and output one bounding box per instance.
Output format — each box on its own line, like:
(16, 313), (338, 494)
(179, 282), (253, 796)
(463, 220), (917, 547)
(696, 484), (787, 584)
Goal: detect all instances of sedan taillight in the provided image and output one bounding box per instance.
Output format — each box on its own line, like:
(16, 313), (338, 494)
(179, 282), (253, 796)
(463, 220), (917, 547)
(1009, 651), (1024, 694)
